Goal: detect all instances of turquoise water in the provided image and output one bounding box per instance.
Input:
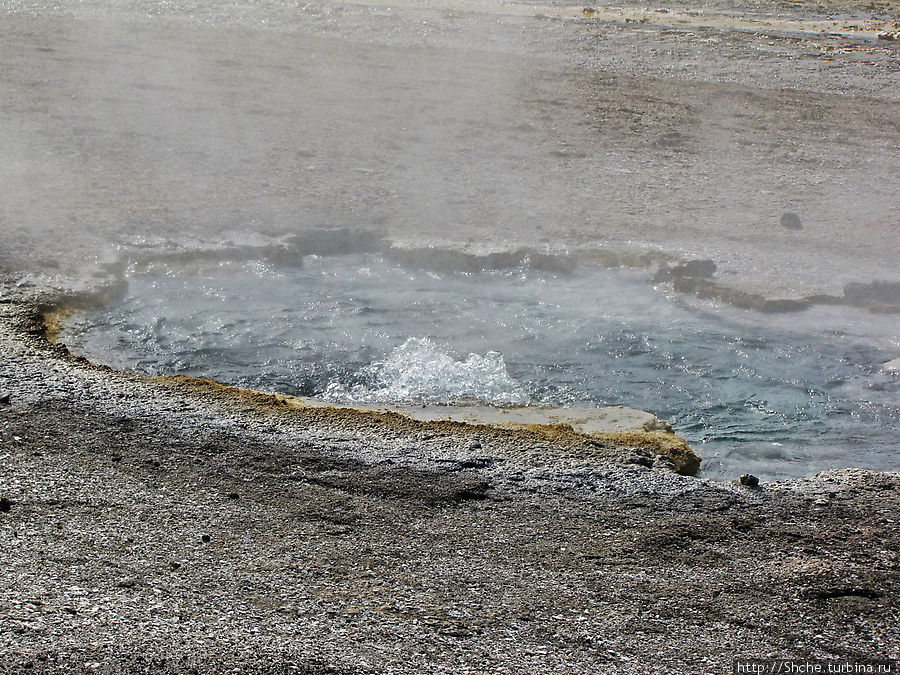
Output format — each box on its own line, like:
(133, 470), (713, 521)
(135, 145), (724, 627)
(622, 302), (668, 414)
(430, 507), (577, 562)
(59, 254), (900, 480)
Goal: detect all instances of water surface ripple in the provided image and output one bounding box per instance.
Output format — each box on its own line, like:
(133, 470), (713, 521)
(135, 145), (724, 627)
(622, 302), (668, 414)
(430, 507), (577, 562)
(59, 254), (900, 480)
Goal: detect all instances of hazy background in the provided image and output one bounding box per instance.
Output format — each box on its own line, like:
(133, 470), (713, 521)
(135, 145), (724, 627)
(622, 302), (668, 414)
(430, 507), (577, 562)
(1, 0), (898, 299)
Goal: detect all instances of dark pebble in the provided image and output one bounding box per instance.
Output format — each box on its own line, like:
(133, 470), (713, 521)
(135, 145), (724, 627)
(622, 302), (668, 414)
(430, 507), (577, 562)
(0, 497), (11, 513)
(201, 534), (211, 543)
(0, 392), (10, 405)
(739, 473), (760, 487)
(170, 561), (182, 570)
(780, 212), (802, 230)
(468, 441), (482, 450)
(227, 492), (240, 500)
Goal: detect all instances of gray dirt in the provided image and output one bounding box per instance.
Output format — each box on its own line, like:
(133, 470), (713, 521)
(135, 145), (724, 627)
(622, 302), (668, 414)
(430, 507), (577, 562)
(1, 0), (899, 671)
(1, 280), (899, 673)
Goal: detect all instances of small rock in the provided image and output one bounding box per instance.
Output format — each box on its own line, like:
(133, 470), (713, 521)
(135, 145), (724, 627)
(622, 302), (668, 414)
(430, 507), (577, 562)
(0, 497), (11, 513)
(0, 392), (10, 405)
(169, 561), (182, 571)
(780, 212), (802, 230)
(116, 577), (138, 589)
(739, 473), (760, 487)
(227, 492), (240, 500)
(468, 441), (482, 450)
(201, 534), (211, 543)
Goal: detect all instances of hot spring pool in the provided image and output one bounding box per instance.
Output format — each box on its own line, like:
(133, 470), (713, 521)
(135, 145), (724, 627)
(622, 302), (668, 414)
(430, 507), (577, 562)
(59, 253), (900, 481)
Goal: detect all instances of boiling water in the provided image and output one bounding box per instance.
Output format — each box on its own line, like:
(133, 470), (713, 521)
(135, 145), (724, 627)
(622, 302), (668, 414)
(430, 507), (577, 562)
(59, 254), (900, 480)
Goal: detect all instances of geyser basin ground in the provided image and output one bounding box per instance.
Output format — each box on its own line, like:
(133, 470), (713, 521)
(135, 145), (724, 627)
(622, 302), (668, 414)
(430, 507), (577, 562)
(59, 253), (900, 481)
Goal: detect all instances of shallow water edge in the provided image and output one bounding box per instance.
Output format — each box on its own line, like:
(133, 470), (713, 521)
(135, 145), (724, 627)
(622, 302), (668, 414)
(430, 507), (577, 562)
(50, 240), (900, 481)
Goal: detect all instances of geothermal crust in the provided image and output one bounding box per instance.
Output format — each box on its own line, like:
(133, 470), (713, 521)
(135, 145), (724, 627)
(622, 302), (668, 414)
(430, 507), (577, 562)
(1, 0), (899, 671)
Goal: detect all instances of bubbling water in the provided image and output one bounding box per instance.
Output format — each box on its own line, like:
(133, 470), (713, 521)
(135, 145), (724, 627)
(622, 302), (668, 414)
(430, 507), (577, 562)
(59, 253), (900, 480)
(324, 337), (530, 405)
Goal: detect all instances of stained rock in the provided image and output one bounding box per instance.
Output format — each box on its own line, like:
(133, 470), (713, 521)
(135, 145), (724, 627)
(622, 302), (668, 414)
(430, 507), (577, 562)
(672, 276), (810, 312)
(595, 431), (700, 476)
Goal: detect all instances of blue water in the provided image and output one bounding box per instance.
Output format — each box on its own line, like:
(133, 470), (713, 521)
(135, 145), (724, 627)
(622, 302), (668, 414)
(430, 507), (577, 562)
(59, 254), (900, 480)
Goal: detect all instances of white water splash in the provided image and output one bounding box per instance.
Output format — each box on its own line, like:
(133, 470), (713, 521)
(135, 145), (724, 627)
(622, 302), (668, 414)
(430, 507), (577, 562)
(324, 337), (530, 405)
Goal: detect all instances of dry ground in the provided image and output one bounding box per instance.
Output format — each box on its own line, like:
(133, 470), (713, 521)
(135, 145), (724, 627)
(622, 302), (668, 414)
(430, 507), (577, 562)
(1, 0), (899, 671)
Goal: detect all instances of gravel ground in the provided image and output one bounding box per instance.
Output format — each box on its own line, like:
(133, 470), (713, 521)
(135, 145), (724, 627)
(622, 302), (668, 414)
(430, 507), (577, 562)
(1, 0), (899, 671)
(1, 280), (899, 673)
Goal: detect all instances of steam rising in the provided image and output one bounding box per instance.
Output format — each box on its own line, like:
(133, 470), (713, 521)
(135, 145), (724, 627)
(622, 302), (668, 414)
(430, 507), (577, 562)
(0, 1), (897, 302)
